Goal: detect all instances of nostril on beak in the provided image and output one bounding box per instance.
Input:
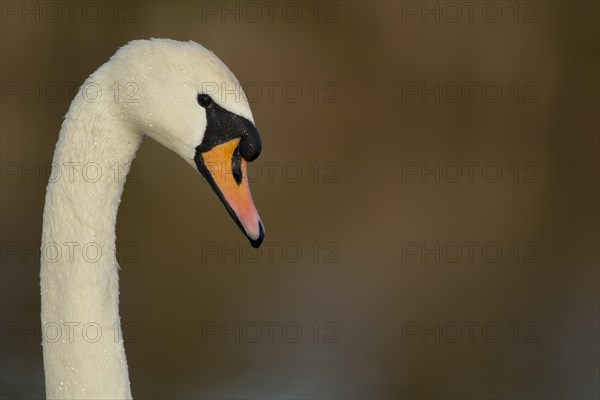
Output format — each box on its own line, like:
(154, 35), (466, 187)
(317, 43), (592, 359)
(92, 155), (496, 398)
(231, 146), (243, 185)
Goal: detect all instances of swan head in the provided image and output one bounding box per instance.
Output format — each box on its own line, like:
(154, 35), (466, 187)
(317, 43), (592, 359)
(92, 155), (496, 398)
(97, 38), (264, 247)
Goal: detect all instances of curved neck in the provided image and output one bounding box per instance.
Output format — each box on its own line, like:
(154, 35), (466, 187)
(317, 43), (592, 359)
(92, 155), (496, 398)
(40, 96), (142, 399)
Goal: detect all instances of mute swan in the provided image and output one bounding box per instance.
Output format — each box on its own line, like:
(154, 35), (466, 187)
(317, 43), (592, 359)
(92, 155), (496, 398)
(40, 39), (265, 399)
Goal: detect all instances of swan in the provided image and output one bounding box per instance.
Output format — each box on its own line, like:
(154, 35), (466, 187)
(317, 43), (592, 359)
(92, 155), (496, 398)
(40, 38), (265, 399)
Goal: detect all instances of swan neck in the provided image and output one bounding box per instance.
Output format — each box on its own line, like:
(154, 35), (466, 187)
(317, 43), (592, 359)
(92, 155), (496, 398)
(40, 96), (141, 399)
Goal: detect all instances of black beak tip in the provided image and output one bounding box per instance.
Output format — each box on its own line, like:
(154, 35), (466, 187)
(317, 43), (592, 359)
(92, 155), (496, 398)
(248, 221), (265, 249)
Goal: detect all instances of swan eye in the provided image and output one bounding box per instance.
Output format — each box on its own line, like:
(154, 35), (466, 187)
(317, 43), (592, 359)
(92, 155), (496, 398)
(197, 94), (213, 108)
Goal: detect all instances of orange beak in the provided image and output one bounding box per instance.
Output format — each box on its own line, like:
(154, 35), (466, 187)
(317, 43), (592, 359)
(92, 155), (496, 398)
(195, 138), (264, 248)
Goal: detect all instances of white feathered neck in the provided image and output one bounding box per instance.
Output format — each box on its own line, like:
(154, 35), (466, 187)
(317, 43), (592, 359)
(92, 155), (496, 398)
(40, 38), (251, 399)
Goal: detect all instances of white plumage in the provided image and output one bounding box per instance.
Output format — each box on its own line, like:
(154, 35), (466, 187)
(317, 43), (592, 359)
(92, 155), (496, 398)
(40, 39), (261, 399)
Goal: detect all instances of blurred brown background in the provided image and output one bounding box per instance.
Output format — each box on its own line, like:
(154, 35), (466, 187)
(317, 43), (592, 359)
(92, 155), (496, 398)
(1, 1), (598, 399)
